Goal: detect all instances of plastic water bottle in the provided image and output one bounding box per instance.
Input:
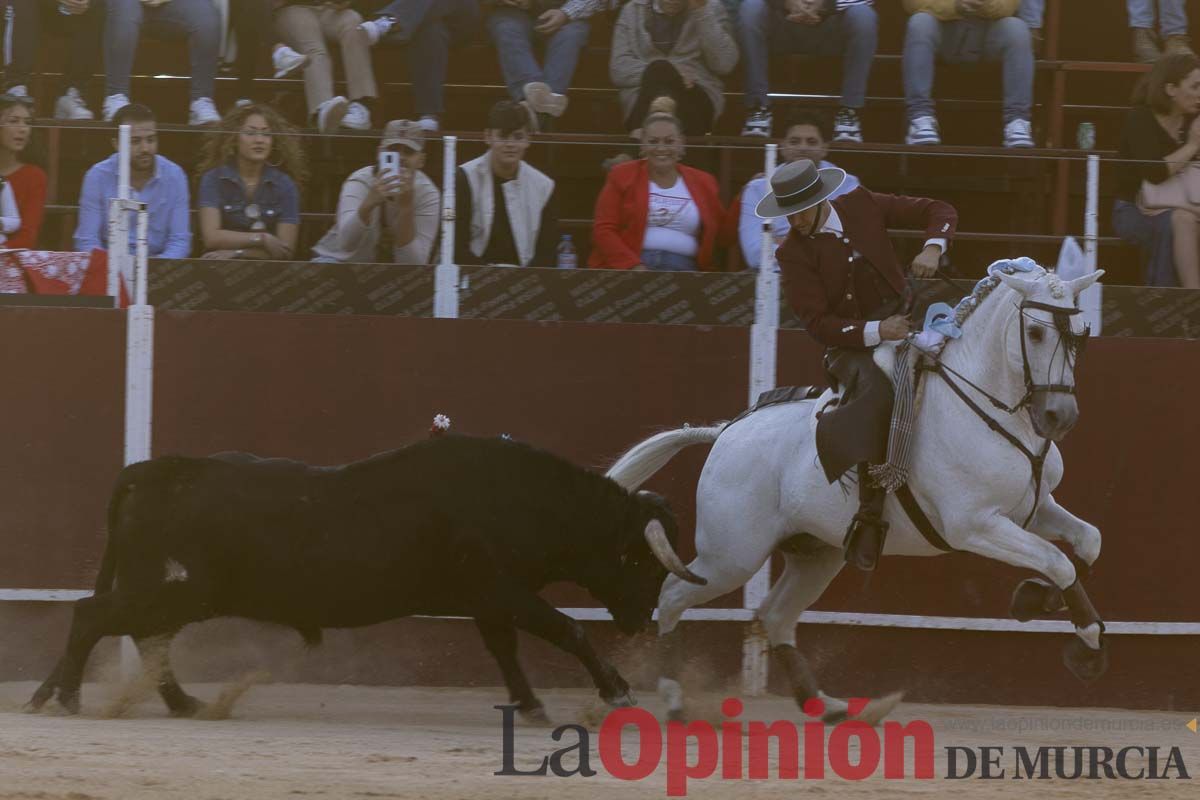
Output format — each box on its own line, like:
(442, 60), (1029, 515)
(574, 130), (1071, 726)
(555, 234), (576, 269)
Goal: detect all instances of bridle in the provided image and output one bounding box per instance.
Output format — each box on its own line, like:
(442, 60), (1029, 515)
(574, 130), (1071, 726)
(917, 282), (1089, 527)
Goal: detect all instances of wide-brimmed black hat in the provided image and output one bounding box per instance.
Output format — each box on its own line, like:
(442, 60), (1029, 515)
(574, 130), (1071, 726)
(754, 159), (846, 219)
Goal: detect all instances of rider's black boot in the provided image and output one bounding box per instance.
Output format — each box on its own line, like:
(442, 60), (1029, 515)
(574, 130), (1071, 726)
(843, 463), (889, 571)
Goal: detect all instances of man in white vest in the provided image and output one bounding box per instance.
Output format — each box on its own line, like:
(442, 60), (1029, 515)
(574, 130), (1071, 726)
(454, 101), (558, 268)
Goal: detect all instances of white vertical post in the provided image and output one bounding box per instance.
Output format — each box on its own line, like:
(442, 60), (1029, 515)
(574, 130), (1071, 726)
(742, 143), (780, 697)
(1084, 154), (1098, 273)
(117, 124), (130, 202)
(434, 135), (459, 319)
(106, 124), (131, 302)
(1081, 153), (1102, 335)
(120, 200), (153, 678)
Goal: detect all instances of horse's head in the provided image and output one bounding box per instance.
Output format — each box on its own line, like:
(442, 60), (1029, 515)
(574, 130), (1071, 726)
(993, 268), (1104, 441)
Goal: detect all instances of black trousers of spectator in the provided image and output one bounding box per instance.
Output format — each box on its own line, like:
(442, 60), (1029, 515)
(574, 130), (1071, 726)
(230, 0), (274, 101)
(624, 59), (715, 136)
(5, 0), (105, 96)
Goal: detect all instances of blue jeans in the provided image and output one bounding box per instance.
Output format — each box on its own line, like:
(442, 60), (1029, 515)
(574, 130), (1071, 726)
(486, 8), (589, 100)
(1112, 200), (1178, 287)
(105, 0), (219, 100)
(1018, 0), (1043, 28)
(903, 12), (1033, 123)
(1128, 0), (1188, 35)
(739, 0), (877, 110)
(375, 0), (481, 117)
(641, 249), (697, 272)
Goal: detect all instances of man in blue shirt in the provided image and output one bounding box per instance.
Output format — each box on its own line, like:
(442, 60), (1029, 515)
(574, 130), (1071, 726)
(75, 104), (192, 259)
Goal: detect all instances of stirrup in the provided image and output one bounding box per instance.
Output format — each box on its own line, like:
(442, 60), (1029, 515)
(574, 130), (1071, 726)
(848, 511), (889, 535)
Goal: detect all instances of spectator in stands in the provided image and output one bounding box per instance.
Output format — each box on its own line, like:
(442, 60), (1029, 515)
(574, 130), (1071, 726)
(738, 0), (877, 142)
(228, 2), (309, 106)
(610, 0), (738, 136)
(4, 0), (103, 120)
(1113, 53), (1200, 287)
(0, 95), (47, 249)
(276, 1), (380, 132)
(736, 110), (860, 268)
(75, 104), (192, 259)
(454, 100), (558, 267)
(484, 0), (600, 133)
(196, 104), (305, 261)
(357, 0), (482, 132)
(312, 120), (441, 264)
(589, 111), (724, 271)
(1128, 1), (1193, 63)
(104, 0), (223, 126)
(902, 0), (1034, 148)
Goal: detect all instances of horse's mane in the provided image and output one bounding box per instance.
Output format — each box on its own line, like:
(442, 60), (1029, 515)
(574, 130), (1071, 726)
(950, 259), (1051, 332)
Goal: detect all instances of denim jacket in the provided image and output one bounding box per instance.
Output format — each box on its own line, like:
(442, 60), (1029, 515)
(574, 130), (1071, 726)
(197, 161), (300, 234)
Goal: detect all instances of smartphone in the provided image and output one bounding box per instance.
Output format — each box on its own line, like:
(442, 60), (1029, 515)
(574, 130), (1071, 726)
(378, 150), (400, 178)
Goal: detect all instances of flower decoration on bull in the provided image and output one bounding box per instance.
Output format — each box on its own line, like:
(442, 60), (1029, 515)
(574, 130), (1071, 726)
(430, 414), (451, 437)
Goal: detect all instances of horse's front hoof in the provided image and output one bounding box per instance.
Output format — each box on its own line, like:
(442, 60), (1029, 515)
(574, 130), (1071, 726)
(1010, 578), (1065, 622)
(1063, 636), (1108, 681)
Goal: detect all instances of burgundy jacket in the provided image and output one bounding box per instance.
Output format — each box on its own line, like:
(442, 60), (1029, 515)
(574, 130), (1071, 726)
(777, 187), (958, 349)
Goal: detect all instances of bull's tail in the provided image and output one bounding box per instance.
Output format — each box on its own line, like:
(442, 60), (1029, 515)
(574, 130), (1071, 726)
(606, 424), (724, 491)
(93, 474), (136, 595)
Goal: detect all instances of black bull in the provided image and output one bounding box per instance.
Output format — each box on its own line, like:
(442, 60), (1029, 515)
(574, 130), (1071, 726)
(27, 436), (705, 718)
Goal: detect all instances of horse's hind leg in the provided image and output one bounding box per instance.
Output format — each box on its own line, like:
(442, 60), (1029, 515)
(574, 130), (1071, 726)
(757, 548), (851, 719)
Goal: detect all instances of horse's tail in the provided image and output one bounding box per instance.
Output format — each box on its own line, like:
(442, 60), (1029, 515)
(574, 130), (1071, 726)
(606, 424), (724, 491)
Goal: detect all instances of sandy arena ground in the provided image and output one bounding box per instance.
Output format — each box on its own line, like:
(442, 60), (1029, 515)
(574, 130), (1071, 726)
(1, 681), (1197, 799)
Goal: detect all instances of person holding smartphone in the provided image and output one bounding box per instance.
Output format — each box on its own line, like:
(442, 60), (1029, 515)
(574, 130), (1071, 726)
(311, 119), (441, 265)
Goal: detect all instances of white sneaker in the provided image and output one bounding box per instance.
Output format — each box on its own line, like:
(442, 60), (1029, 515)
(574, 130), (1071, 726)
(342, 101), (372, 130)
(1003, 117), (1035, 148)
(102, 93), (131, 122)
(54, 88), (94, 120)
(316, 95), (348, 134)
(272, 45), (307, 79)
(522, 81), (567, 117)
(906, 115), (941, 145)
(359, 17), (395, 46)
(416, 115), (439, 132)
(741, 107), (772, 137)
(7, 85), (29, 98)
(189, 97), (221, 127)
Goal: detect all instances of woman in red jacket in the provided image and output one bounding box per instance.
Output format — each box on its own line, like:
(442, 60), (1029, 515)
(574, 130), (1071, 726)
(589, 112), (724, 271)
(0, 95), (46, 250)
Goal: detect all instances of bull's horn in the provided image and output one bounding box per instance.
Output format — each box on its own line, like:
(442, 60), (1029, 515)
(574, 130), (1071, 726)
(644, 519), (706, 585)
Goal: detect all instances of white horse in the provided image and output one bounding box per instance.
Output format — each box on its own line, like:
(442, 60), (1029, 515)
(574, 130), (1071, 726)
(607, 264), (1107, 722)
